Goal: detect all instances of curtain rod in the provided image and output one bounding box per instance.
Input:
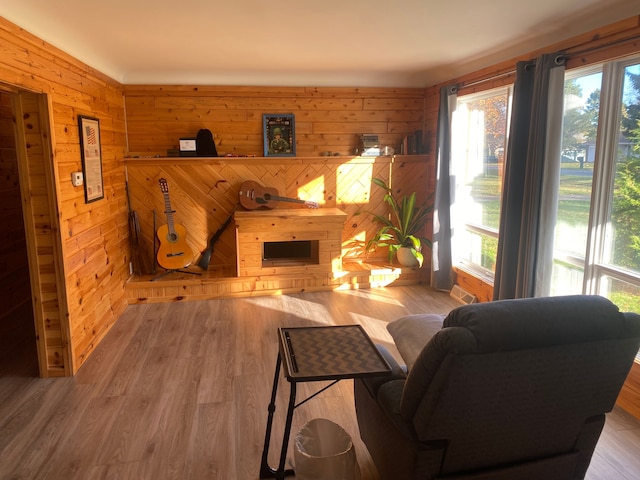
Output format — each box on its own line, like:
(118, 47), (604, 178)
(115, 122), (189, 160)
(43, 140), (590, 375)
(457, 31), (640, 91)
(459, 69), (516, 90)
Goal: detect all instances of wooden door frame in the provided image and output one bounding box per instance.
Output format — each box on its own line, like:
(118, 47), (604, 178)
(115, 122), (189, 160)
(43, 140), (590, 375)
(7, 83), (72, 377)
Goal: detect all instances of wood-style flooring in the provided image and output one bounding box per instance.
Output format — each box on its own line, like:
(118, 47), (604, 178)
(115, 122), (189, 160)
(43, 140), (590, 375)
(1, 285), (639, 479)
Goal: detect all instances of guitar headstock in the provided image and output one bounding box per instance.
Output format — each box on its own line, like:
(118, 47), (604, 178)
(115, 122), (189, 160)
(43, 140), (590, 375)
(305, 201), (319, 209)
(158, 178), (169, 193)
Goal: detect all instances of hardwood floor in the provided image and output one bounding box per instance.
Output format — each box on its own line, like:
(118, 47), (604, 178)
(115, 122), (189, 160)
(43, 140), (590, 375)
(0, 285), (639, 479)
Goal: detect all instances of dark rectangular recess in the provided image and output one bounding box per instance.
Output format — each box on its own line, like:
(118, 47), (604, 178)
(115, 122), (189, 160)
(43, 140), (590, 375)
(262, 240), (319, 266)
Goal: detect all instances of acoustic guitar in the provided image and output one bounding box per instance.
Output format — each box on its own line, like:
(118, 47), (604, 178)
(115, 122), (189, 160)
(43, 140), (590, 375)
(156, 178), (193, 270)
(238, 180), (319, 210)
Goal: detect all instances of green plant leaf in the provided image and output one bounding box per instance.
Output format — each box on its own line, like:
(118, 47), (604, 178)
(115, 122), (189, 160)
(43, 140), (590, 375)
(364, 177), (434, 268)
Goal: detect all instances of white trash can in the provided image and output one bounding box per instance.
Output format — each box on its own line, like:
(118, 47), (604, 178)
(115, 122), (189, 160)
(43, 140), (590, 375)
(294, 418), (360, 480)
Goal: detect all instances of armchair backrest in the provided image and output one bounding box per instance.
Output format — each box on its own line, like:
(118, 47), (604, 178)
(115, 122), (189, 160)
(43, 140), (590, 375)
(400, 295), (640, 476)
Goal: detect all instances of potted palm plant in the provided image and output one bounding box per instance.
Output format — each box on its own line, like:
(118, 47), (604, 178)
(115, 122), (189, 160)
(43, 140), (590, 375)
(365, 178), (433, 267)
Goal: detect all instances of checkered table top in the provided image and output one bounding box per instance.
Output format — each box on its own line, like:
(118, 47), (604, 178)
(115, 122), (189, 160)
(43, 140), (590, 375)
(278, 325), (391, 381)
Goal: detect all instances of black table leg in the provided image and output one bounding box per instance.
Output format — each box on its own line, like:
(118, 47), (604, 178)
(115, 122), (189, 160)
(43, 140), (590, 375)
(259, 353), (295, 479)
(276, 381), (297, 478)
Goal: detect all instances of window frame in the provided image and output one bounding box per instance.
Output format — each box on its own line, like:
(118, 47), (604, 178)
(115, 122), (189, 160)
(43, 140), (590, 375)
(451, 85), (513, 279)
(450, 54), (640, 299)
(581, 56), (640, 296)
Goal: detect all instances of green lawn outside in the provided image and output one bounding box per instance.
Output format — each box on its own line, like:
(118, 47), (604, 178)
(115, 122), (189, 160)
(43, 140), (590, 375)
(470, 166), (594, 228)
(468, 165), (639, 308)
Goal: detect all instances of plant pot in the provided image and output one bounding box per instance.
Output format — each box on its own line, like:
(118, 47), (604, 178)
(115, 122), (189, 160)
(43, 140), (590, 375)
(396, 247), (420, 267)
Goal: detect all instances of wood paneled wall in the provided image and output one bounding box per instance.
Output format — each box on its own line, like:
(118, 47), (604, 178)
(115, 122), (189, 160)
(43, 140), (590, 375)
(0, 18), (129, 375)
(2, 13), (639, 379)
(123, 85), (428, 158)
(124, 154), (433, 272)
(0, 16), (432, 376)
(123, 84), (433, 273)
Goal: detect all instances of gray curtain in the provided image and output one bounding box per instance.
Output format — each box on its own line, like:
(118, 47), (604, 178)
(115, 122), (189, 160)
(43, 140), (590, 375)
(431, 85), (457, 291)
(493, 53), (566, 300)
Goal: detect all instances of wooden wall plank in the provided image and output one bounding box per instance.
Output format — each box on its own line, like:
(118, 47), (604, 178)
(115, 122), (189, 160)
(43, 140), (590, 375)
(125, 155), (433, 273)
(4, 12), (637, 381)
(123, 85), (427, 158)
(618, 362), (640, 419)
(0, 17), (129, 375)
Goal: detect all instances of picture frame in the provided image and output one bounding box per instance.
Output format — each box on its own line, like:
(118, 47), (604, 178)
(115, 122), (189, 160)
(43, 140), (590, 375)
(78, 115), (104, 203)
(263, 114), (296, 157)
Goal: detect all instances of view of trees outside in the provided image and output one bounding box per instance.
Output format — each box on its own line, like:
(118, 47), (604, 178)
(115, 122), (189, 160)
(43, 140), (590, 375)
(550, 72), (600, 293)
(455, 60), (640, 311)
(610, 65), (640, 273)
(552, 63), (640, 310)
(452, 89), (509, 273)
(606, 64), (640, 310)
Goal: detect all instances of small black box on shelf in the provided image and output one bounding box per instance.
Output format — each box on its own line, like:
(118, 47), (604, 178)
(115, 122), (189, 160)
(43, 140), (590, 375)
(179, 138), (197, 157)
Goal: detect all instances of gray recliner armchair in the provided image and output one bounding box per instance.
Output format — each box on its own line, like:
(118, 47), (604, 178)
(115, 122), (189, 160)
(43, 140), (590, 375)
(354, 295), (640, 480)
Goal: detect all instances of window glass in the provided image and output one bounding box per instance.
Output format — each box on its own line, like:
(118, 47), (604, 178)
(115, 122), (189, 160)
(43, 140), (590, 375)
(599, 275), (640, 312)
(551, 59), (640, 302)
(550, 260), (584, 296)
(450, 56), (640, 302)
(605, 62), (640, 278)
(550, 70), (601, 294)
(456, 229), (499, 272)
(451, 88), (510, 273)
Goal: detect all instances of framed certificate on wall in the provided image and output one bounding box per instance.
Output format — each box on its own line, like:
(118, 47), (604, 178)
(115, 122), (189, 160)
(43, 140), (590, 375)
(78, 115), (104, 203)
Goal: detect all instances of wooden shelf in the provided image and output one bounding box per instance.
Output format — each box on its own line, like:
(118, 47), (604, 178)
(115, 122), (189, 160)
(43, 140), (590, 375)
(124, 260), (429, 304)
(123, 154), (429, 166)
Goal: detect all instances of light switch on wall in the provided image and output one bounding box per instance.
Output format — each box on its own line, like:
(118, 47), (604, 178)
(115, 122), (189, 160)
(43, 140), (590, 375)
(71, 172), (83, 186)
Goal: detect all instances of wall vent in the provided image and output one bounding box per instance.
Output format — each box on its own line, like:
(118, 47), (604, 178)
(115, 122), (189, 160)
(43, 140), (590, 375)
(450, 284), (478, 305)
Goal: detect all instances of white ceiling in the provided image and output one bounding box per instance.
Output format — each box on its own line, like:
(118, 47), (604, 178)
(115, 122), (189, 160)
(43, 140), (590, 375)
(2, 0), (639, 88)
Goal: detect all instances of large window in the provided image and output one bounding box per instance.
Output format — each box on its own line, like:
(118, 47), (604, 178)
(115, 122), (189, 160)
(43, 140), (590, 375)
(550, 67), (601, 295)
(451, 55), (640, 313)
(451, 87), (511, 276)
(551, 58), (640, 313)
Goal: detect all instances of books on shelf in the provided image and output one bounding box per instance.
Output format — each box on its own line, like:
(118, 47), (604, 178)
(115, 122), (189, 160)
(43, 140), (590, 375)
(400, 130), (423, 155)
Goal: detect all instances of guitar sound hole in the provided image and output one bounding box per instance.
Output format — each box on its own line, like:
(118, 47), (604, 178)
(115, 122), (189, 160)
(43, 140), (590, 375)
(263, 193), (271, 200)
(168, 233), (178, 242)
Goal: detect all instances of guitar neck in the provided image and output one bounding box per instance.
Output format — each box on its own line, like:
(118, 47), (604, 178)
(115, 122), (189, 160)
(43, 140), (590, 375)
(269, 195), (308, 205)
(162, 193), (176, 234)
(238, 180), (319, 209)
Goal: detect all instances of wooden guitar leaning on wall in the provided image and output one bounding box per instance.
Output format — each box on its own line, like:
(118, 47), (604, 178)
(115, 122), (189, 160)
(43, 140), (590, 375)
(238, 180), (319, 210)
(156, 178), (194, 270)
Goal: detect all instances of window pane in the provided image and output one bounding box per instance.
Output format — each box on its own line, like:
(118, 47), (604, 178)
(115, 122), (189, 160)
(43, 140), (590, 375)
(452, 88), (509, 273)
(605, 63), (640, 277)
(551, 71), (601, 293)
(599, 275), (640, 312)
(457, 228), (498, 273)
(453, 92), (507, 230)
(601, 275), (640, 361)
(550, 259), (584, 296)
